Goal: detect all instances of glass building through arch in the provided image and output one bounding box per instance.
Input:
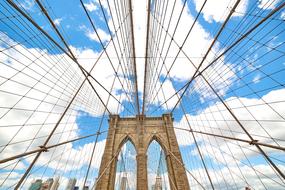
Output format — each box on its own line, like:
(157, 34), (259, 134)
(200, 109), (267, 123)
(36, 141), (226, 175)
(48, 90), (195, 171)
(114, 140), (137, 190)
(147, 140), (170, 190)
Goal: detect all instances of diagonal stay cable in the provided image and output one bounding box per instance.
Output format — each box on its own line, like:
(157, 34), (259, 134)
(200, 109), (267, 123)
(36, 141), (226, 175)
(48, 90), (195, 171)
(6, 0), (133, 115)
(151, 1), (285, 115)
(5, 0), (114, 188)
(0, 130), (107, 164)
(104, 0), (136, 115)
(98, 0), (137, 113)
(147, 0), (208, 111)
(144, 0), (178, 112)
(177, 43), (285, 183)
(7, 0), (133, 112)
(82, 54), (124, 188)
(147, 25), (216, 188)
(91, 146), (122, 189)
(174, 127), (285, 151)
(176, 8), (285, 182)
(171, 1), (285, 113)
(146, 0), (189, 111)
(34, 0), (111, 114)
(80, 0), (137, 113)
(167, 0), (241, 112)
(6, 0), (109, 114)
(6, 1), (134, 187)
(164, 142), (206, 189)
(149, 0), (285, 182)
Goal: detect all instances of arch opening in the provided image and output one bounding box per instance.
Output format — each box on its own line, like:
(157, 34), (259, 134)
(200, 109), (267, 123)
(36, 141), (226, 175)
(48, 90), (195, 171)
(114, 140), (137, 190)
(147, 139), (171, 190)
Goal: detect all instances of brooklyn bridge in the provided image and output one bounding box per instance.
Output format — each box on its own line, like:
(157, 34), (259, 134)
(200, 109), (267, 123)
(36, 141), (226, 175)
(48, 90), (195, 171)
(0, 0), (284, 189)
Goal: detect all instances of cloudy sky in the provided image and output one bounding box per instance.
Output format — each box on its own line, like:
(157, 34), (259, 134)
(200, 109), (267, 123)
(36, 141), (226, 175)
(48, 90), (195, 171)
(0, 0), (285, 189)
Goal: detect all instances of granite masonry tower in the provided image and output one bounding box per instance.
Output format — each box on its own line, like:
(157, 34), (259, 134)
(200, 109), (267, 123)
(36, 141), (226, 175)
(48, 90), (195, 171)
(95, 114), (190, 190)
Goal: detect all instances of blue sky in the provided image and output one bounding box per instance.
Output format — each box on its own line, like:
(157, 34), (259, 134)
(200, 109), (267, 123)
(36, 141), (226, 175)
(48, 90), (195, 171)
(0, 0), (285, 189)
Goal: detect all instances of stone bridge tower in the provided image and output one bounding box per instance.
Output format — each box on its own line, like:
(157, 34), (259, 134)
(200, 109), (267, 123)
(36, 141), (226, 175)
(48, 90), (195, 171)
(95, 114), (190, 190)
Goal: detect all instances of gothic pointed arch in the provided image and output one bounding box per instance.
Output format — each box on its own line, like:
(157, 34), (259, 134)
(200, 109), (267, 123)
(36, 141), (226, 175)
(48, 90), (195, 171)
(116, 134), (138, 155)
(145, 134), (167, 153)
(147, 138), (171, 190)
(115, 139), (137, 190)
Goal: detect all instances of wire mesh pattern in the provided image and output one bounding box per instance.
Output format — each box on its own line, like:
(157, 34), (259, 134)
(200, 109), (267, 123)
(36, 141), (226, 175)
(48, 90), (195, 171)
(0, 0), (284, 189)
